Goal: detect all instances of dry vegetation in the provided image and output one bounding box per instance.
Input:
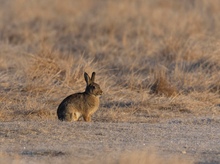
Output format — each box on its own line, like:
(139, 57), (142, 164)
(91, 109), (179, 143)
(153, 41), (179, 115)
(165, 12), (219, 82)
(0, 0), (219, 123)
(0, 0), (220, 163)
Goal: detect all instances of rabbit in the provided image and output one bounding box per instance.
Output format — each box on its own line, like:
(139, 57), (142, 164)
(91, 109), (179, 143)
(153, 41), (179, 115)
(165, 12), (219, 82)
(57, 72), (103, 122)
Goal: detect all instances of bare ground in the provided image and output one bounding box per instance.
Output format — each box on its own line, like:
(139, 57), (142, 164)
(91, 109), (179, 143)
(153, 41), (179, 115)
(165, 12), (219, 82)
(0, 116), (219, 164)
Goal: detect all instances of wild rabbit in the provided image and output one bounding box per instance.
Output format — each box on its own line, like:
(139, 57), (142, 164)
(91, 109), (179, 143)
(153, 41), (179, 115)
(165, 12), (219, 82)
(57, 72), (103, 122)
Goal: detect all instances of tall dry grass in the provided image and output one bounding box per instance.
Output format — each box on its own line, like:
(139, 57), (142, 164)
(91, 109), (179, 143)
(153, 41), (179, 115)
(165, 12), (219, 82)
(0, 0), (220, 122)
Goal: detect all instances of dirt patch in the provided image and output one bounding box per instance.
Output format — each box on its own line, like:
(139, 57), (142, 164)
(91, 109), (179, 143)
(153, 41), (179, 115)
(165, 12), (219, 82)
(0, 117), (219, 163)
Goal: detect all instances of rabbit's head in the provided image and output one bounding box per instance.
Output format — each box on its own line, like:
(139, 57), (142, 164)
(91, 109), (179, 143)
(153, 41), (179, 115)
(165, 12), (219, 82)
(84, 72), (103, 96)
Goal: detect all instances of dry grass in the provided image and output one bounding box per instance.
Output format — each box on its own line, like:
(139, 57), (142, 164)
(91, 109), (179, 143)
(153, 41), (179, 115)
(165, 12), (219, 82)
(0, 1), (220, 162)
(0, 0), (220, 122)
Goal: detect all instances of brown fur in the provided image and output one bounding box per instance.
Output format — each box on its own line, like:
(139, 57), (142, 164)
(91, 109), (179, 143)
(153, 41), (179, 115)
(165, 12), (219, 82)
(57, 72), (103, 122)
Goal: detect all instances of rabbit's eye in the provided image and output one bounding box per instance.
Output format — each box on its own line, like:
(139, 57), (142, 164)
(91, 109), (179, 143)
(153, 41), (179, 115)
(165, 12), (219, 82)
(92, 86), (96, 89)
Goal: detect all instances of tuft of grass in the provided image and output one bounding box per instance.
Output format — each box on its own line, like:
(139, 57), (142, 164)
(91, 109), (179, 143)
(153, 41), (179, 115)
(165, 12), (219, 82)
(150, 72), (178, 97)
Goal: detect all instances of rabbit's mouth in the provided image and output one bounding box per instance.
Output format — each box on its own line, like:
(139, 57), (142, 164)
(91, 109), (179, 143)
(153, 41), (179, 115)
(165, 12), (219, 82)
(95, 90), (103, 96)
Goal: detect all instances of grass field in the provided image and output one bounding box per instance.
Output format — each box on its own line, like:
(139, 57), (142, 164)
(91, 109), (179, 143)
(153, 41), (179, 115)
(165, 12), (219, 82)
(0, 0), (220, 163)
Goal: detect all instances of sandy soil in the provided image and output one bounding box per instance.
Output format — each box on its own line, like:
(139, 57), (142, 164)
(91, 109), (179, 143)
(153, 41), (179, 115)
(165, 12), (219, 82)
(0, 116), (219, 164)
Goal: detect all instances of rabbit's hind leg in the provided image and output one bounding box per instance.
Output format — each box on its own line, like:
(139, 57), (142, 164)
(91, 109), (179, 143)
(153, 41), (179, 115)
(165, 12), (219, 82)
(63, 112), (72, 122)
(72, 112), (82, 121)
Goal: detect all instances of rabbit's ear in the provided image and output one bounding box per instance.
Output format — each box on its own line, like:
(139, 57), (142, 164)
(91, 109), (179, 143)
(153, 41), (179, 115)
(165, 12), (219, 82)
(84, 72), (91, 85)
(91, 72), (96, 82)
